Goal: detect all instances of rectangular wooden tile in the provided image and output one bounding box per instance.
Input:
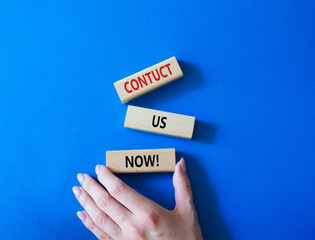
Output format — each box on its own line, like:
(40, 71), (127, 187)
(106, 148), (176, 173)
(114, 57), (183, 103)
(124, 105), (195, 139)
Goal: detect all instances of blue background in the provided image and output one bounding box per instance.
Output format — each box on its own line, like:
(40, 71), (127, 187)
(0, 1), (314, 239)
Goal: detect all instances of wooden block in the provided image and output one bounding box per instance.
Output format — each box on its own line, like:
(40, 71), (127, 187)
(124, 105), (195, 139)
(114, 57), (183, 103)
(106, 148), (176, 173)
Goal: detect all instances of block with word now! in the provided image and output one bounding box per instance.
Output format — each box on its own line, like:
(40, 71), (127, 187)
(125, 105), (195, 139)
(106, 148), (176, 173)
(114, 57), (183, 103)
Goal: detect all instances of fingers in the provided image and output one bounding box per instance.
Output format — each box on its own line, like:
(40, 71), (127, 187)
(95, 164), (160, 214)
(77, 173), (131, 226)
(72, 186), (121, 239)
(77, 211), (112, 240)
(173, 158), (194, 215)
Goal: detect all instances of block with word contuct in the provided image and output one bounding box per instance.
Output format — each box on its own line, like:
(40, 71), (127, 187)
(106, 148), (176, 173)
(124, 105), (195, 139)
(114, 57), (183, 103)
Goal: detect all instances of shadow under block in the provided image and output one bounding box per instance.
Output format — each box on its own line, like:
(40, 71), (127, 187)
(124, 105), (195, 139)
(106, 148), (176, 173)
(114, 57), (183, 103)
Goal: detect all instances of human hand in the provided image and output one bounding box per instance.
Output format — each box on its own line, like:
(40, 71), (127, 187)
(72, 158), (203, 240)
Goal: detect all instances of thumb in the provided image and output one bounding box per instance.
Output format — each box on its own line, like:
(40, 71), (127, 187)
(173, 158), (194, 214)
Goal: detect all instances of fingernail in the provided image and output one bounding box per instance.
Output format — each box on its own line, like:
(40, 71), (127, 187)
(77, 173), (84, 183)
(72, 186), (82, 199)
(77, 211), (86, 222)
(180, 158), (186, 172)
(95, 164), (100, 174)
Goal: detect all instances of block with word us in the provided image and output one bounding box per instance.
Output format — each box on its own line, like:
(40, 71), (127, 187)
(106, 148), (176, 173)
(114, 57), (183, 103)
(124, 105), (195, 139)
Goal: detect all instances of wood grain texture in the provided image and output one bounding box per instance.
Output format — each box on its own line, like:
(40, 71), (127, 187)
(124, 105), (195, 139)
(114, 57), (183, 103)
(106, 148), (176, 173)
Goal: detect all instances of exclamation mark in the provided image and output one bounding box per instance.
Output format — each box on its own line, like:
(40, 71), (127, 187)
(156, 155), (159, 167)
